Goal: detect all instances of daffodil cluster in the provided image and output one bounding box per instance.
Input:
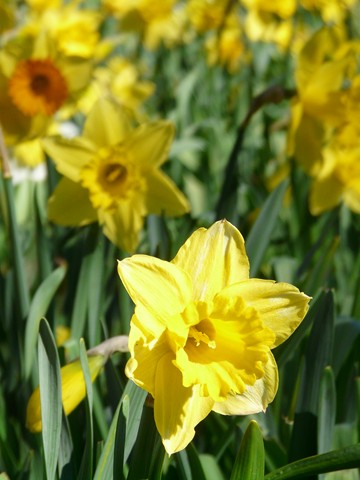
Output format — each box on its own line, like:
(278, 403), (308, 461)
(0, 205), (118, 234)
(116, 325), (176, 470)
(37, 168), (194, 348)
(289, 27), (360, 214)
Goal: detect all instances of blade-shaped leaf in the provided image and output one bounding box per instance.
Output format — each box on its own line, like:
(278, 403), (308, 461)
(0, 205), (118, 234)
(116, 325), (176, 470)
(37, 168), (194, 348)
(230, 420), (265, 480)
(265, 445), (360, 479)
(24, 265), (67, 379)
(38, 318), (62, 480)
(246, 180), (289, 277)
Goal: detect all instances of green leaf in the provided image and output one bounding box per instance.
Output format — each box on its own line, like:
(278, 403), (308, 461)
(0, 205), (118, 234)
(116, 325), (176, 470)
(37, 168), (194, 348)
(199, 454), (225, 480)
(93, 381), (147, 480)
(1, 175), (30, 319)
(230, 420), (265, 480)
(246, 180), (289, 277)
(289, 290), (335, 463)
(127, 404), (163, 480)
(87, 236), (105, 346)
(70, 259), (90, 342)
(264, 445), (360, 479)
(58, 413), (76, 480)
(186, 443), (207, 480)
(77, 339), (94, 480)
(318, 367), (336, 455)
(24, 265), (67, 379)
(38, 318), (62, 480)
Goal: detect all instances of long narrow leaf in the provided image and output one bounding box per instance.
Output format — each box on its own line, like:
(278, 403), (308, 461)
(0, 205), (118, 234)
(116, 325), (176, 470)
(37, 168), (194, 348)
(246, 180), (288, 277)
(24, 265), (67, 379)
(93, 381), (147, 480)
(265, 445), (360, 479)
(38, 318), (62, 480)
(77, 339), (94, 480)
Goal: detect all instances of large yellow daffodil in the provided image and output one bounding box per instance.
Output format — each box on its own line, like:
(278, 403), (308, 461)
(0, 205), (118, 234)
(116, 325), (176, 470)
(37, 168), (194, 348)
(43, 97), (189, 252)
(118, 220), (310, 454)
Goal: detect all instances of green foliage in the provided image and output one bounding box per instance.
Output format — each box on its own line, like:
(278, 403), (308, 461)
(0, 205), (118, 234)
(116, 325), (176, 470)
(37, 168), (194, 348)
(1, 2), (360, 479)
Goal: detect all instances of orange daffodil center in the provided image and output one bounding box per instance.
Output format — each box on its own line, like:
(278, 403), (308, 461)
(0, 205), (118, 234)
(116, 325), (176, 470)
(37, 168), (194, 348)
(118, 220), (311, 454)
(8, 59), (68, 116)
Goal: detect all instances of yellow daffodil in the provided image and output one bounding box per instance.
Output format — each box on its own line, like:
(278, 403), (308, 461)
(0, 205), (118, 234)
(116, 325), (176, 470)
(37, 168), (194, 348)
(288, 27), (358, 175)
(103, 0), (184, 50)
(0, 30), (92, 144)
(26, 354), (105, 432)
(205, 13), (244, 73)
(23, 2), (104, 60)
(300, 0), (356, 24)
(42, 98), (189, 252)
(186, 0), (231, 33)
(118, 220), (310, 454)
(309, 124), (360, 215)
(73, 57), (155, 118)
(287, 27), (360, 214)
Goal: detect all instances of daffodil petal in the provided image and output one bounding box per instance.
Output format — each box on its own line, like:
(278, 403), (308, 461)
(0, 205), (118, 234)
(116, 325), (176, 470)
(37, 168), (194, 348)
(343, 188), (360, 214)
(118, 255), (192, 337)
(309, 176), (343, 215)
(145, 169), (190, 216)
(212, 351), (278, 415)
(127, 121), (174, 168)
(42, 136), (95, 182)
(219, 279), (310, 348)
(48, 177), (97, 226)
(125, 327), (169, 397)
(154, 352), (214, 455)
(99, 199), (145, 252)
(83, 97), (131, 147)
(172, 220), (249, 302)
(26, 355), (104, 432)
(293, 114), (324, 175)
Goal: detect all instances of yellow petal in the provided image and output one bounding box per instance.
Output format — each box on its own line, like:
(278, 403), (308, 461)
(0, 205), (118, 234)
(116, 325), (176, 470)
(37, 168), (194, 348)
(125, 326), (169, 397)
(154, 352), (214, 455)
(309, 176), (344, 215)
(99, 198), (146, 252)
(145, 169), (190, 216)
(117, 255), (192, 339)
(83, 97), (131, 147)
(219, 279), (310, 348)
(343, 188), (360, 214)
(42, 136), (95, 182)
(212, 351), (278, 415)
(48, 177), (97, 226)
(293, 114), (324, 176)
(172, 220), (249, 302)
(26, 355), (104, 433)
(296, 27), (342, 90)
(127, 121), (175, 168)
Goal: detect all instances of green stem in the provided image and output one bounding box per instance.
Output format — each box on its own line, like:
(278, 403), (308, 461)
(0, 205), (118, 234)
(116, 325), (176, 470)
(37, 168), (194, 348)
(0, 124), (30, 319)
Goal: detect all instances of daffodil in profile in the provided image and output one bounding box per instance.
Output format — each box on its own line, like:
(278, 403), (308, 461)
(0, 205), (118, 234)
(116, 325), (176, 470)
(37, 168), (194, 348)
(43, 97), (189, 252)
(26, 355), (105, 432)
(26, 335), (128, 432)
(117, 220), (310, 454)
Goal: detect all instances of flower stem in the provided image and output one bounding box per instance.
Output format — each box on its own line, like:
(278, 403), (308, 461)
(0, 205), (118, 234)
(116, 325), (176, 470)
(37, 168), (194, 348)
(0, 124), (30, 319)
